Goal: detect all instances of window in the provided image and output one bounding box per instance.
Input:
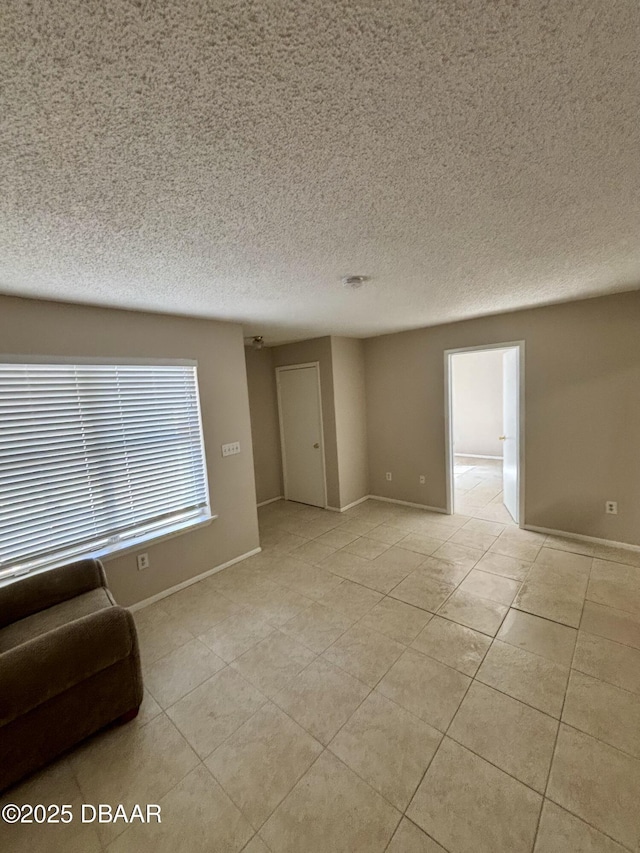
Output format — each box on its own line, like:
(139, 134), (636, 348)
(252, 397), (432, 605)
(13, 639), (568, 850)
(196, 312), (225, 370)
(0, 359), (211, 580)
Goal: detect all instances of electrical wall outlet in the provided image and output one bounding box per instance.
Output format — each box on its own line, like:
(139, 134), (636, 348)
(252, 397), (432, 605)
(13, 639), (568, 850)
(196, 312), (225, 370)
(605, 501), (618, 515)
(419, 475), (426, 484)
(137, 553), (150, 571)
(386, 472), (392, 481)
(222, 441), (241, 457)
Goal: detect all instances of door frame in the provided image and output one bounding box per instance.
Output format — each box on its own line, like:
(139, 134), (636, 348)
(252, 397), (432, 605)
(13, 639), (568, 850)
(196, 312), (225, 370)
(275, 361), (328, 508)
(443, 341), (525, 527)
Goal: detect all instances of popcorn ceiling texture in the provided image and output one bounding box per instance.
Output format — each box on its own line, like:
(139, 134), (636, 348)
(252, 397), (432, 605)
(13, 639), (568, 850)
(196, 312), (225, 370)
(1, 0), (639, 342)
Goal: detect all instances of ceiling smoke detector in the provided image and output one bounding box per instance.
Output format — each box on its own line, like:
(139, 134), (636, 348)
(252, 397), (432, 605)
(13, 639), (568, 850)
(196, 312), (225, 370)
(251, 336), (264, 350)
(341, 275), (368, 289)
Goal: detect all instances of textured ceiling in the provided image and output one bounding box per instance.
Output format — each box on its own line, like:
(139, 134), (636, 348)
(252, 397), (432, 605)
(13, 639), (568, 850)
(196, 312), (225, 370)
(2, 1), (639, 343)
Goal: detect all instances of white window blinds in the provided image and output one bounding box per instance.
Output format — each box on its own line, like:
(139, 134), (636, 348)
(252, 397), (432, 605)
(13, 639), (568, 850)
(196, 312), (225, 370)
(0, 361), (210, 580)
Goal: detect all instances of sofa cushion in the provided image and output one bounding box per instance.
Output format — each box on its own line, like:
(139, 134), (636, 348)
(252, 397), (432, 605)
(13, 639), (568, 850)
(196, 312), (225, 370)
(0, 560), (109, 629)
(0, 606), (138, 726)
(0, 587), (114, 653)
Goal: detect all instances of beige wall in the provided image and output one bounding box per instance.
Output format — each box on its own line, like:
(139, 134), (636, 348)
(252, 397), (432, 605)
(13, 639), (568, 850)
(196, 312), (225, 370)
(365, 291), (640, 546)
(270, 336), (369, 510)
(331, 337), (369, 507)
(0, 294), (260, 606)
(452, 349), (504, 458)
(244, 346), (283, 504)
(271, 336), (340, 507)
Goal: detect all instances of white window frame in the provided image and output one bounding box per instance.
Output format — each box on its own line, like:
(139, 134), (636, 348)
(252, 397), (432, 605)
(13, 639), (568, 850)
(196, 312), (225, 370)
(0, 355), (215, 582)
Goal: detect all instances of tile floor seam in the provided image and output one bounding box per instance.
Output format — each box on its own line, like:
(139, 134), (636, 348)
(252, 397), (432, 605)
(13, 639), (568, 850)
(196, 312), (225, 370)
(384, 561), (473, 615)
(137, 624), (197, 661)
(558, 718), (640, 769)
(408, 623), (490, 676)
(275, 648), (457, 802)
(197, 616), (276, 664)
(382, 815), (455, 853)
(253, 744), (395, 848)
(562, 670), (640, 762)
(369, 677), (459, 731)
(321, 749), (405, 833)
(163, 661), (270, 717)
(195, 691), (274, 764)
(208, 730), (323, 835)
(405, 604), (500, 780)
(323, 701), (424, 811)
(396, 639), (482, 843)
(590, 550), (640, 569)
(269, 653), (373, 732)
(471, 665), (568, 722)
(540, 735), (639, 852)
(318, 642), (400, 691)
(142, 638), (228, 708)
(443, 725), (553, 801)
(532, 561), (619, 853)
(434, 591), (510, 638)
(323, 730), (434, 813)
(278, 613), (356, 655)
(579, 607), (640, 652)
(316, 568), (383, 595)
(38, 498), (639, 853)
(100, 728), (208, 851)
(510, 600), (583, 631)
(452, 637), (563, 792)
(490, 630), (577, 667)
(165, 669), (272, 762)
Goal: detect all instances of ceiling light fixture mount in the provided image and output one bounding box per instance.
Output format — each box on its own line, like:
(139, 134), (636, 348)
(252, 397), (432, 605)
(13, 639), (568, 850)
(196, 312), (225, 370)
(244, 335), (264, 349)
(341, 275), (368, 289)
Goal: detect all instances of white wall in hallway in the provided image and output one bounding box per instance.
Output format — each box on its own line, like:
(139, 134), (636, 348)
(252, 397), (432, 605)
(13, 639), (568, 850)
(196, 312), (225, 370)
(452, 349), (505, 457)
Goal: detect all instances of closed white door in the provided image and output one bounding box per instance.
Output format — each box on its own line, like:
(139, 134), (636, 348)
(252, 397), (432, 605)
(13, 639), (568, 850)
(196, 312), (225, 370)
(277, 365), (326, 507)
(502, 348), (520, 522)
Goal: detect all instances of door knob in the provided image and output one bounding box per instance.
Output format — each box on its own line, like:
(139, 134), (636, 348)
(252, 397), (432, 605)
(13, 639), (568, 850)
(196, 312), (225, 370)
(498, 435), (506, 441)
(313, 442), (319, 449)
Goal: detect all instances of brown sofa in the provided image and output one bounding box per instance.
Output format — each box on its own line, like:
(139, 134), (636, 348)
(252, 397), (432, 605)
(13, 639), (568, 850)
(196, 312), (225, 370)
(0, 559), (143, 792)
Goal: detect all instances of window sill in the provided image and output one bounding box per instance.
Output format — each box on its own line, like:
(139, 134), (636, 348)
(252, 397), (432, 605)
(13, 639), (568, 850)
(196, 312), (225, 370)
(0, 513), (217, 587)
(100, 513), (217, 563)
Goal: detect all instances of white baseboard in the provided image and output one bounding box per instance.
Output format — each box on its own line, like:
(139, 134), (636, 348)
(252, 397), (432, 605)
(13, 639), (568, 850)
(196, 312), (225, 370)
(523, 524), (640, 554)
(455, 453), (503, 460)
(128, 546), (262, 612)
(325, 495), (371, 513)
(369, 495), (447, 513)
(257, 496), (284, 508)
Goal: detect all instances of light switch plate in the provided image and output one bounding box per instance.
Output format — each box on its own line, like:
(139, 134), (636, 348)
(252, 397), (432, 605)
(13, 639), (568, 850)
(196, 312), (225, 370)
(222, 441), (241, 457)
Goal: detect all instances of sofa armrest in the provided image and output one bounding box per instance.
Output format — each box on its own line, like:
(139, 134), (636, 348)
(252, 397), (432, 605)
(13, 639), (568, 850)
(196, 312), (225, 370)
(0, 559), (109, 629)
(0, 605), (138, 726)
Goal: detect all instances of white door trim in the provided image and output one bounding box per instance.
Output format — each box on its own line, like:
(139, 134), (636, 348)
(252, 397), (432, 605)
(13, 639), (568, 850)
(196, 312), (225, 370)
(275, 362), (328, 508)
(444, 341), (526, 528)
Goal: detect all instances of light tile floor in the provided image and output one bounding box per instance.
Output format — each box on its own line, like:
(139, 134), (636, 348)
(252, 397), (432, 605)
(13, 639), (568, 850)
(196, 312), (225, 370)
(3, 496), (640, 852)
(454, 455), (512, 524)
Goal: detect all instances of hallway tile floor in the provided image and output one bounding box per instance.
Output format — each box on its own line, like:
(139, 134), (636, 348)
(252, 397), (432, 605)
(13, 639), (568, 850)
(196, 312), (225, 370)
(454, 455), (512, 524)
(3, 497), (640, 852)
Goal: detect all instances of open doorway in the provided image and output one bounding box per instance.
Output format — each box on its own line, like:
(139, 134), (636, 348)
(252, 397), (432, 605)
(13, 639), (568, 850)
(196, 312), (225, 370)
(445, 342), (524, 525)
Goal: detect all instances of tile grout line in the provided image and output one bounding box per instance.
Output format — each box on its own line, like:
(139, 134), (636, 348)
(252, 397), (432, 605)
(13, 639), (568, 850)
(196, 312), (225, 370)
(191, 579), (430, 832)
(540, 722), (639, 852)
(265, 533), (585, 720)
(149, 505), (636, 850)
(528, 552), (638, 853)
(221, 602), (462, 842)
(390, 631), (481, 851)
